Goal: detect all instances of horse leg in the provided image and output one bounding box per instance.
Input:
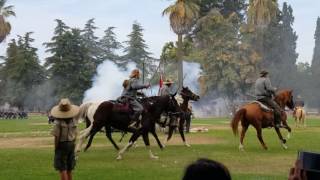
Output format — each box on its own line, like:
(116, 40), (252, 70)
(281, 120), (292, 139)
(142, 131), (158, 159)
(275, 127), (288, 149)
(150, 124), (164, 149)
(185, 114), (191, 133)
(177, 115), (189, 147)
(116, 129), (141, 160)
(179, 122), (189, 147)
(84, 129), (98, 152)
(75, 122), (94, 153)
(255, 127), (268, 150)
(166, 125), (175, 144)
(105, 125), (120, 150)
(303, 113), (307, 127)
(239, 124), (249, 151)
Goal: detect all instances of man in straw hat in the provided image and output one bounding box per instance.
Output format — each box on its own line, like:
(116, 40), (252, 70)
(254, 70), (282, 128)
(122, 69), (150, 128)
(51, 98), (79, 180)
(159, 78), (174, 96)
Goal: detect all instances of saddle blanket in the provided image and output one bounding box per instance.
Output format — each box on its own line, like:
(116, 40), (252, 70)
(250, 101), (273, 112)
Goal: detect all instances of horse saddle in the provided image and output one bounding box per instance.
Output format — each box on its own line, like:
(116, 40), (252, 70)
(251, 101), (273, 112)
(110, 100), (132, 113)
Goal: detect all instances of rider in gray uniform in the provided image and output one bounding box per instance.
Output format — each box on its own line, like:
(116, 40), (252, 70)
(122, 69), (150, 127)
(159, 79), (174, 96)
(255, 70), (282, 128)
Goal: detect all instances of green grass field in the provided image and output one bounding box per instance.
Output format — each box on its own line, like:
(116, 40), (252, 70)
(0, 116), (319, 180)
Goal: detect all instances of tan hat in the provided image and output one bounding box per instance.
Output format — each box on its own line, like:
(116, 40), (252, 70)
(163, 78), (174, 85)
(130, 69), (140, 78)
(51, 98), (79, 119)
(260, 70), (269, 76)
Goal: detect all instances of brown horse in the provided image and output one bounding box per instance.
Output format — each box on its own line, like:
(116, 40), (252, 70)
(75, 95), (181, 160)
(231, 90), (294, 150)
(165, 86), (200, 147)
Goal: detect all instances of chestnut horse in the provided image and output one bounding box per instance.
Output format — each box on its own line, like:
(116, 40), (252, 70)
(231, 90), (294, 150)
(293, 107), (306, 127)
(165, 87), (200, 147)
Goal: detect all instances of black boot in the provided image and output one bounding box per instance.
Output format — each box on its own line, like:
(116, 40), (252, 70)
(274, 113), (281, 128)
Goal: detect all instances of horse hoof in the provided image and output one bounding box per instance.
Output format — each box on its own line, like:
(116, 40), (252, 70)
(150, 155), (159, 159)
(282, 143), (288, 149)
(116, 155), (122, 160)
(184, 143), (191, 147)
(287, 133), (291, 139)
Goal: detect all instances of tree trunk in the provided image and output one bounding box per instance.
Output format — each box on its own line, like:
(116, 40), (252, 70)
(177, 34), (183, 90)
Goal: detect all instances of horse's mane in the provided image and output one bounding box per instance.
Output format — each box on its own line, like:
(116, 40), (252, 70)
(275, 89), (293, 109)
(276, 89), (292, 96)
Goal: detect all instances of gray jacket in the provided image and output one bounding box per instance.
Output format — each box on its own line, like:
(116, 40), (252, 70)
(121, 78), (148, 98)
(254, 77), (276, 99)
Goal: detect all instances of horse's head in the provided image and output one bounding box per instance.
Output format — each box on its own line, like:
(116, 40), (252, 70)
(180, 86), (200, 101)
(275, 89), (295, 110)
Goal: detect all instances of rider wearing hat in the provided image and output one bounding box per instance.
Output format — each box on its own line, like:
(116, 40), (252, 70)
(255, 70), (282, 128)
(295, 95), (305, 108)
(122, 69), (150, 128)
(159, 78), (174, 96)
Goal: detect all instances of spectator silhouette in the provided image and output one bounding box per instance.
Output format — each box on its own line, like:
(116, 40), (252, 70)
(182, 158), (231, 180)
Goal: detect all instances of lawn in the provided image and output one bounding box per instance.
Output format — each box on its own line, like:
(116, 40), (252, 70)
(0, 116), (319, 180)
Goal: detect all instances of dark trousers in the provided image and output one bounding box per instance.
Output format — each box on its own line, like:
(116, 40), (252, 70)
(258, 97), (282, 124)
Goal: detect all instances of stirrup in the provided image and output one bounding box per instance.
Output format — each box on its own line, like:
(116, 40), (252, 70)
(274, 123), (282, 128)
(128, 121), (141, 129)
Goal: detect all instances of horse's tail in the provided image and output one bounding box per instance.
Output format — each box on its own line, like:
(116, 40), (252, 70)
(231, 108), (246, 136)
(75, 102), (93, 123)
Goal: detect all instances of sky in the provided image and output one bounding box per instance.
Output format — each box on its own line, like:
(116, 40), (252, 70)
(0, 0), (319, 64)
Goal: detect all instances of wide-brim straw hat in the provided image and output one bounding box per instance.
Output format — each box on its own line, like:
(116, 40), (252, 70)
(260, 70), (269, 76)
(51, 98), (79, 119)
(163, 78), (174, 85)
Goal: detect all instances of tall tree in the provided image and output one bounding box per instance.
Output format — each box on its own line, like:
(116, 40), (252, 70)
(123, 21), (152, 73)
(0, 0), (15, 43)
(247, 0), (278, 28)
(162, 0), (199, 89)
(311, 17), (320, 76)
(1, 33), (45, 109)
(311, 17), (320, 109)
(192, 10), (257, 102)
(99, 26), (123, 66)
(45, 21), (93, 104)
(270, 2), (298, 88)
(82, 18), (101, 67)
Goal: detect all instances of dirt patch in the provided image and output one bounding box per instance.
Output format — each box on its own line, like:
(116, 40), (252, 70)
(30, 123), (50, 126)
(192, 125), (230, 130)
(163, 134), (223, 145)
(0, 137), (52, 149)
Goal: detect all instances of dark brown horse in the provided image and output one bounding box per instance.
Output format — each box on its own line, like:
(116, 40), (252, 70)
(231, 90), (294, 150)
(75, 95), (181, 159)
(165, 87), (200, 147)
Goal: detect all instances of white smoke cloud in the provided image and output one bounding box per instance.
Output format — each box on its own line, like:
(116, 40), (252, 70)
(82, 60), (202, 106)
(183, 61), (202, 94)
(83, 60), (136, 102)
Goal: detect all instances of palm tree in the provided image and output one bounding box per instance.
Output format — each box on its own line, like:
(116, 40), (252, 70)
(162, 0), (199, 89)
(0, 0), (15, 43)
(247, 0), (278, 28)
